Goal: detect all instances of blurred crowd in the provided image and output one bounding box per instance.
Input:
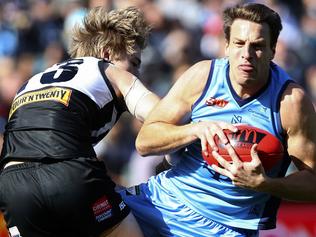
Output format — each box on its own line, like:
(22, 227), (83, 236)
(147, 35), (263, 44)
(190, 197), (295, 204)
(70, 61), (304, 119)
(0, 0), (316, 186)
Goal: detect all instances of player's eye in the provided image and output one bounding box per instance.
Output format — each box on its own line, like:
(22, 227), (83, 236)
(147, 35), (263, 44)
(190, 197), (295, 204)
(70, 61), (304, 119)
(250, 40), (266, 50)
(234, 41), (244, 47)
(131, 61), (140, 69)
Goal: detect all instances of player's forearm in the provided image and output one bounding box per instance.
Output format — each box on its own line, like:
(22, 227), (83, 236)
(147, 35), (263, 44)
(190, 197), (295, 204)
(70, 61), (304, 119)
(261, 170), (316, 202)
(136, 122), (197, 156)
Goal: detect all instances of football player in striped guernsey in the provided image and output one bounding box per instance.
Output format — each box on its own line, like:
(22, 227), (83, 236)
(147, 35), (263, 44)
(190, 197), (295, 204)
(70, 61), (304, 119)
(0, 6), (159, 237)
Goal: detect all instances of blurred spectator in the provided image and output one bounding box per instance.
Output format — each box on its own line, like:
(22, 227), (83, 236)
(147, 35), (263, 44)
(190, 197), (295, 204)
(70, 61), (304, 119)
(265, 0), (304, 50)
(157, 0), (204, 30)
(200, 0), (237, 58)
(32, 41), (67, 73)
(0, 4), (18, 57)
(30, 0), (64, 50)
(13, 0), (64, 55)
(88, 0), (113, 9)
(0, 57), (26, 151)
(60, 0), (87, 49)
(121, 119), (164, 187)
(114, 0), (148, 9)
(139, 1), (172, 96)
(273, 39), (304, 84)
(299, 0), (316, 66)
(0, 57), (25, 109)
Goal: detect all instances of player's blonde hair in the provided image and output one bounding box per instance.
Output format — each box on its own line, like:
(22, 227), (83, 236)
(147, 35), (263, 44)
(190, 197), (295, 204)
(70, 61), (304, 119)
(68, 6), (150, 59)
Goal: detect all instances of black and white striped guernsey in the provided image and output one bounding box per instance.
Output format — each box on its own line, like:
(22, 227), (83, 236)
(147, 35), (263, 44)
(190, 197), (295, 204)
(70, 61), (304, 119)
(1, 57), (125, 165)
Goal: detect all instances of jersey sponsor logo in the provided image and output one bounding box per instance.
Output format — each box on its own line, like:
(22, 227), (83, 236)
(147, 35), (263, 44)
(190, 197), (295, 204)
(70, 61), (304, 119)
(248, 108), (269, 121)
(119, 201), (126, 211)
(205, 97), (229, 107)
(9, 87), (72, 118)
(92, 195), (113, 222)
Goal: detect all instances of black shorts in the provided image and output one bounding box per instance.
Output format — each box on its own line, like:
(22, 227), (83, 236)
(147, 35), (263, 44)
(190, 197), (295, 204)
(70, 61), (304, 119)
(0, 157), (130, 237)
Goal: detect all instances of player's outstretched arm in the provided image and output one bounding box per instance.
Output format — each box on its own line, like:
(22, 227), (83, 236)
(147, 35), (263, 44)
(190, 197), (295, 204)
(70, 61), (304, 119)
(135, 60), (238, 157)
(105, 63), (160, 122)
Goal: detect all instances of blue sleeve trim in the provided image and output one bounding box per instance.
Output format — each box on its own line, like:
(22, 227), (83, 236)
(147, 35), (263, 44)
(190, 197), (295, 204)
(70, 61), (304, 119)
(191, 60), (215, 111)
(272, 80), (295, 141)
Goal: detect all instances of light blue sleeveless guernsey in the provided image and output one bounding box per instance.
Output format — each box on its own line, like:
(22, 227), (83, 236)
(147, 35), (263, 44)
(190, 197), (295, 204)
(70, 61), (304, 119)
(122, 58), (293, 236)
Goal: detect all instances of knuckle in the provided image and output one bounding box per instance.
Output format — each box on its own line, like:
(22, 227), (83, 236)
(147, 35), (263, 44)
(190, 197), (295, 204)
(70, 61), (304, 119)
(230, 167), (237, 176)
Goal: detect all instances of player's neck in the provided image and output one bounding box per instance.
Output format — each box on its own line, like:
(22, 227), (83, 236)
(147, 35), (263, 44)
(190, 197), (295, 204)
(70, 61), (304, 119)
(230, 77), (268, 99)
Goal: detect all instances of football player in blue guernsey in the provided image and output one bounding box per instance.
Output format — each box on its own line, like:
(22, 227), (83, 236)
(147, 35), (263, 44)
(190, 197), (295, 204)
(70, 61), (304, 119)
(0, 6), (160, 237)
(121, 3), (316, 237)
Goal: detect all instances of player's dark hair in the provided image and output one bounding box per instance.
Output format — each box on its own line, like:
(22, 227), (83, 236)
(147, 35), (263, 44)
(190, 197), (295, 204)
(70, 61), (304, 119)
(223, 3), (282, 49)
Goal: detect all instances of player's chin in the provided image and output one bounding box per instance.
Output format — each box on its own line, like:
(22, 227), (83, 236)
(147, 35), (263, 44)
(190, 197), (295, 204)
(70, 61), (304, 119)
(237, 76), (255, 89)
(238, 76), (258, 87)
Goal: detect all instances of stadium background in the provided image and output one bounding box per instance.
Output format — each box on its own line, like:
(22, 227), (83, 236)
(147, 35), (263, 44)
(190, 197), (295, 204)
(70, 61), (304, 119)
(0, 0), (316, 236)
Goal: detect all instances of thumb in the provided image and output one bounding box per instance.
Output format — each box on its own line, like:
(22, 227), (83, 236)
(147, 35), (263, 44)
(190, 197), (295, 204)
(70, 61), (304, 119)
(250, 144), (261, 166)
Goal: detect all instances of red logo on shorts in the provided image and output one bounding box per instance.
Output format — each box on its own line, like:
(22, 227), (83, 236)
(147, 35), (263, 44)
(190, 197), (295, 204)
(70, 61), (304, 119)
(205, 97), (228, 107)
(92, 196), (112, 222)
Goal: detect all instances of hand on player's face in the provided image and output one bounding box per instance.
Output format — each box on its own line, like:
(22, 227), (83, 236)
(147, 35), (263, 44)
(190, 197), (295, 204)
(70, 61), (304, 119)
(195, 121), (238, 157)
(211, 144), (267, 191)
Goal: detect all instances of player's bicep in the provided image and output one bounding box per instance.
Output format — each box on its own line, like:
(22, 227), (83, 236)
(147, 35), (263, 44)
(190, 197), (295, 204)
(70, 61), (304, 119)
(144, 92), (191, 126)
(287, 108), (316, 170)
(281, 84), (316, 171)
(287, 134), (316, 170)
(144, 60), (212, 126)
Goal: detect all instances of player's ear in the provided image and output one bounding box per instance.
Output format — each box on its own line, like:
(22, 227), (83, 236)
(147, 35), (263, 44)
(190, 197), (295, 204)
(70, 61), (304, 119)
(270, 46), (276, 60)
(102, 49), (110, 60)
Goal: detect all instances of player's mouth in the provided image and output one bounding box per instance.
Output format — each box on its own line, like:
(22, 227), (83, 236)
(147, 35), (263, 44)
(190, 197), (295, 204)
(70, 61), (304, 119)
(238, 64), (254, 73)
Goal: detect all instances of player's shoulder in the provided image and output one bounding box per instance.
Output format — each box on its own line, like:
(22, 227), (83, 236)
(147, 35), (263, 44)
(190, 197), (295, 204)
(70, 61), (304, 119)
(188, 58), (229, 77)
(190, 60), (212, 73)
(176, 60), (212, 84)
(280, 82), (315, 130)
(167, 60), (213, 105)
(281, 82), (308, 107)
(65, 56), (101, 65)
